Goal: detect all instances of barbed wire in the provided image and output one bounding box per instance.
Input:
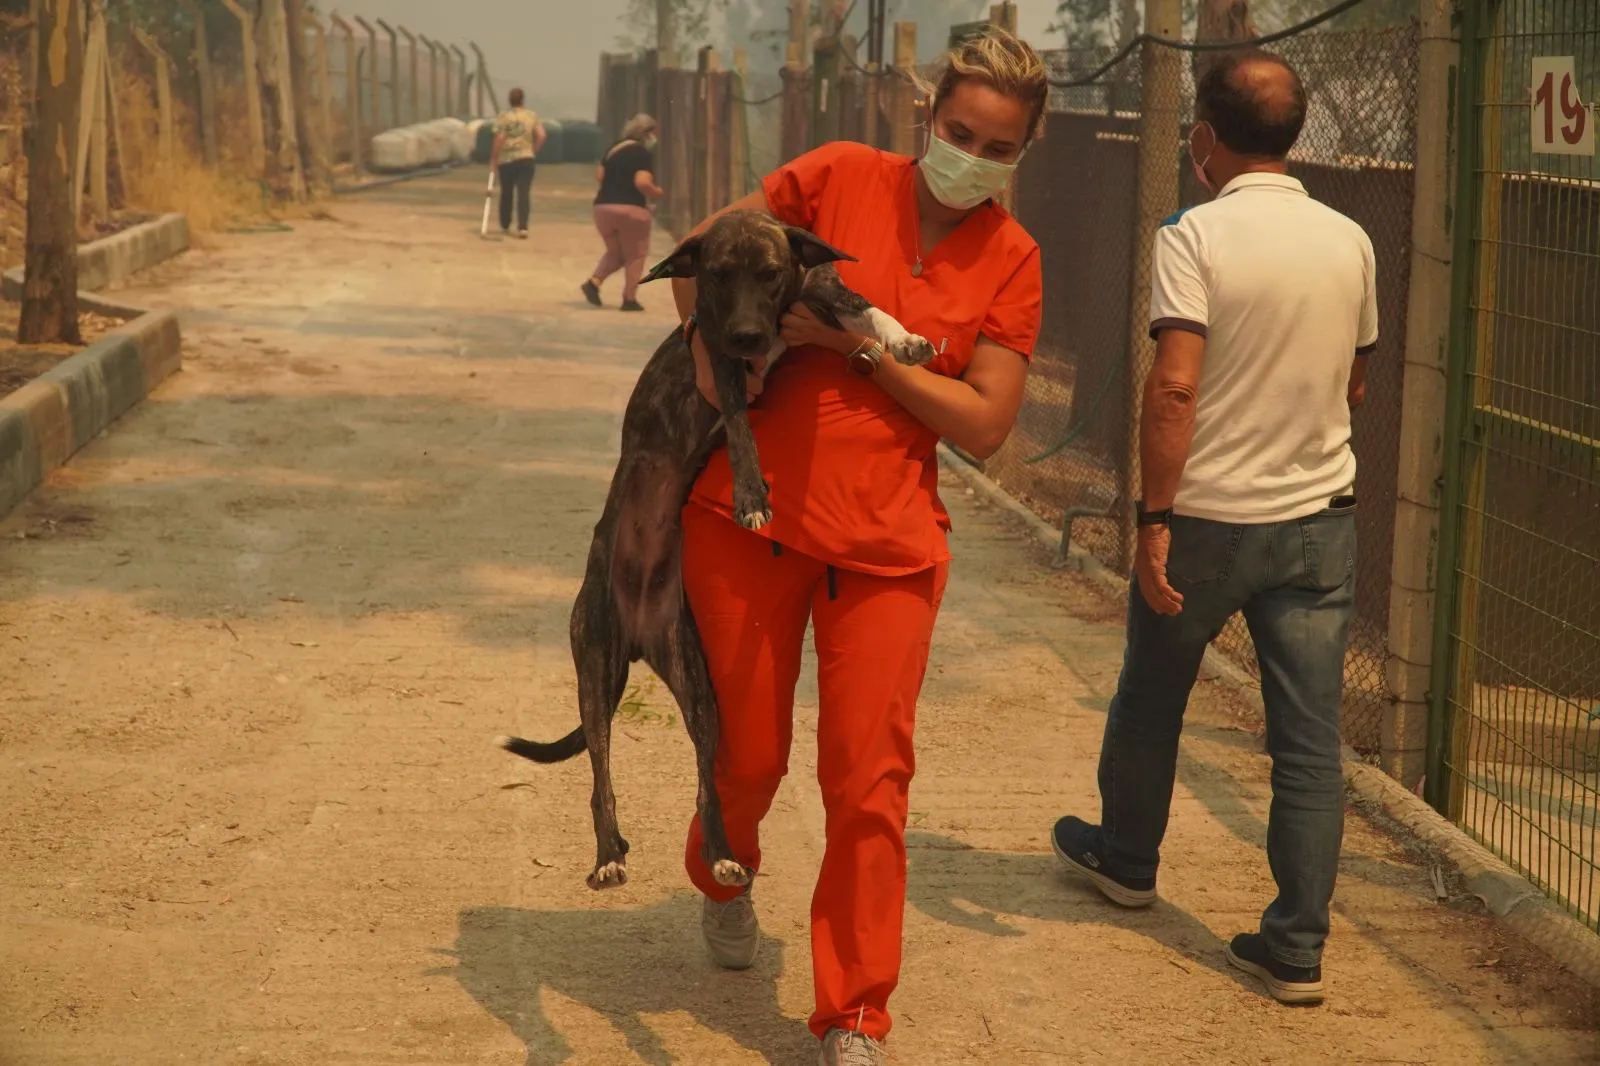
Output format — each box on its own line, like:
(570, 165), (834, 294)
(724, 0), (1378, 104)
(1049, 0), (1375, 87)
(733, 85), (787, 105)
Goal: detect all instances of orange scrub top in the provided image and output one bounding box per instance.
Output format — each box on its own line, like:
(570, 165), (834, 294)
(688, 140), (1043, 577)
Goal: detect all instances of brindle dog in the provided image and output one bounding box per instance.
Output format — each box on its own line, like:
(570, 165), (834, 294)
(497, 210), (936, 890)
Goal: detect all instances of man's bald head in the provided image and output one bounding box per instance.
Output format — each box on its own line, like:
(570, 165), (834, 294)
(1196, 50), (1307, 159)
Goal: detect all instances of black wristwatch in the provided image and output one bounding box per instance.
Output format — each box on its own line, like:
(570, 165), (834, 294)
(1135, 500), (1173, 527)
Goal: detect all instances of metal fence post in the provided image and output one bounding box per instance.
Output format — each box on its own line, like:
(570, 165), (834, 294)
(220, 0), (267, 177)
(179, 0), (219, 167)
(330, 14), (361, 175)
(376, 20), (400, 130)
(1383, 0), (1462, 789)
(1119, 0), (1183, 573)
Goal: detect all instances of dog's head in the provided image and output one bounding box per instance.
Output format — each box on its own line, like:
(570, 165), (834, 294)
(641, 211), (855, 361)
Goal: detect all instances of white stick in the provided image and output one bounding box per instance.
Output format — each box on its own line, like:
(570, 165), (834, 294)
(479, 165), (496, 237)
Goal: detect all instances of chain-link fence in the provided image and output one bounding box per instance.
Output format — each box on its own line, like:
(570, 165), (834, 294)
(994, 23), (1420, 754)
(1433, 0), (1600, 931)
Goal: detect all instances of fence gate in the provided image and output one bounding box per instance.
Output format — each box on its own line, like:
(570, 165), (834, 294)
(1430, 0), (1600, 931)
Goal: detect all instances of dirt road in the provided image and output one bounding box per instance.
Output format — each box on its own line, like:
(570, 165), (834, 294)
(1, 166), (1594, 1065)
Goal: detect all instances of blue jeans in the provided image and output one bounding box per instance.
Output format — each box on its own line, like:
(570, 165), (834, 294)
(1097, 502), (1357, 966)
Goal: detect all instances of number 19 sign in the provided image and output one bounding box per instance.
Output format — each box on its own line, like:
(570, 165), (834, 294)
(1531, 56), (1595, 157)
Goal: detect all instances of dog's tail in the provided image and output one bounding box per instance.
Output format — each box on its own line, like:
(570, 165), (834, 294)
(497, 729), (588, 764)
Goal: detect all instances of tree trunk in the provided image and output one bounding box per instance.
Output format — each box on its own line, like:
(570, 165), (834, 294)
(284, 0), (326, 195)
(1193, 0), (1258, 90)
(19, 0), (83, 346)
(256, 0), (307, 201)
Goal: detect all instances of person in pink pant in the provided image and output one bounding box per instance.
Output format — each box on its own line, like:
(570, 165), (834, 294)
(582, 114), (665, 312)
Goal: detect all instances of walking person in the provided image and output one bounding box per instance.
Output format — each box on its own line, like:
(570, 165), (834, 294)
(1049, 49), (1378, 1006)
(667, 31), (1045, 1066)
(582, 113), (665, 311)
(489, 88), (545, 238)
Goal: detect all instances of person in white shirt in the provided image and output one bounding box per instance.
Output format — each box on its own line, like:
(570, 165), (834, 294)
(1050, 48), (1377, 1007)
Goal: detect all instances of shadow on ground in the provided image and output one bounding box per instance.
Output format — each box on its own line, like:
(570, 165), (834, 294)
(434, 897), (814, 1065)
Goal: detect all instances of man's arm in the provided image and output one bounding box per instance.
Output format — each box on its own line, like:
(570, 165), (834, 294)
(1140, 328), (1205, 511)
(533, 122), (548, 155)
(490, 130), (504, 170)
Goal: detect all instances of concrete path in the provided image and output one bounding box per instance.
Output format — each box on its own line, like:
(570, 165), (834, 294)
(0, 166), (1594, 1066)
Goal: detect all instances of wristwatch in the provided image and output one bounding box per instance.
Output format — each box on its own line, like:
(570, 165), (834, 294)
(846, 338), (886, 377)
(1135, 500), (1173, 527)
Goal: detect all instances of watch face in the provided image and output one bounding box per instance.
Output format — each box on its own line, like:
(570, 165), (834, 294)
(849, 352), (875, 376)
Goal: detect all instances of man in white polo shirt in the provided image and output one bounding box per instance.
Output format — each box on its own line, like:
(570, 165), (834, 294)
(1050, 49), (1377, 1006)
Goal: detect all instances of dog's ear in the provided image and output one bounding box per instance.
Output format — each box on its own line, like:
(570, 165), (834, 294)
(784, 227), (857, 270)
(641, 235), (704, 284)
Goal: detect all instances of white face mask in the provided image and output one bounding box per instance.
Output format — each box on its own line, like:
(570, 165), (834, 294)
(643, 133), (659, 151)
(920, 131), (1019, 211)
(1189, 122), (1217, 196)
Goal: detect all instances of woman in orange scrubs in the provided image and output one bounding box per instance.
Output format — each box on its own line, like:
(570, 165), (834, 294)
(670, 30), (1047, 1066)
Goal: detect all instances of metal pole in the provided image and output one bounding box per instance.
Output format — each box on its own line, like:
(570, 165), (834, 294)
(398, 26), (419, 125)
(1118, 0), (1183, 573)
(330, 13), (361, 175)
(452, 45), (469, 118)
(352, 16), (380, 130)
(418, 35), (439, 119)
(376, 19), (400, 130)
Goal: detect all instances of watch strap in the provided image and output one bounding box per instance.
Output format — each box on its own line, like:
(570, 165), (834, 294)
(1135, 500), (1173, 527)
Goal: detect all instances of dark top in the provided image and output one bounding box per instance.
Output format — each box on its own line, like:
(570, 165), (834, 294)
(595, 141), (654, 208)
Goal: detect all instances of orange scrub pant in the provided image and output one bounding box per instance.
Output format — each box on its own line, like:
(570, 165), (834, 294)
(680, 501), (948, 1041)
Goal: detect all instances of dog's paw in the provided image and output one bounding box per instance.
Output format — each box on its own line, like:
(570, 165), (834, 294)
(737, 508), (772, 531)
(587, 860), (629, 890)
(711, 859), (753, 887)
(890, 334), (938, 367)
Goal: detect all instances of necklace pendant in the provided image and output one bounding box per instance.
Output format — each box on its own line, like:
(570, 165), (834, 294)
(911, 259), (923, 278)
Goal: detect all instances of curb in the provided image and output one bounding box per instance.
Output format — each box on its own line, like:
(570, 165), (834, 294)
(935, 443), (1600, 987)
(0, 309), (182, 519)
(1, 212), (190, 299)
(2, 216), (189, 522)
(333, 161), (464, 196)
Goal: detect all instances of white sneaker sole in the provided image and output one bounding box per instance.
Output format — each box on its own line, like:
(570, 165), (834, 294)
(1050, 833), (1157, 908)
(1226, 945), (1326, 1004)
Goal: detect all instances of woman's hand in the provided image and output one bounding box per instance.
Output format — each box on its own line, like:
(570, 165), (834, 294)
(691, 327), (768, 411)
(779, 302), (860, 354)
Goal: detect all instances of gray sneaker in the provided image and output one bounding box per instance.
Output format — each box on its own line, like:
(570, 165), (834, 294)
(819, 1028), (887, 1065)
(701, 889), (758, 970)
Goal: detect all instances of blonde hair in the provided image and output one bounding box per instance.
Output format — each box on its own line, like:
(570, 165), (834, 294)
(620, 113), (657, 141)
(917, 29), (1049, 144)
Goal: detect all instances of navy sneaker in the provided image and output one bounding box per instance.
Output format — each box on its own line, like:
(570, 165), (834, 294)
(1226, 933), (1325, 1005)
(1050, 815), (1157, 908)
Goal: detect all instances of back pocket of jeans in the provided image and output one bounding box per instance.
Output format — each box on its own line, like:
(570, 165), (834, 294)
(1165, 516), (1242, 586)
(1300, 506), (1358, 592)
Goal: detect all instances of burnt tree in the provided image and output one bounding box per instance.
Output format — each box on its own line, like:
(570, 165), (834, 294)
(19, 0), (84, 346)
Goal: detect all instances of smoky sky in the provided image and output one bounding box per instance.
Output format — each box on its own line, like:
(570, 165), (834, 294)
(351, 0), (1055, 123)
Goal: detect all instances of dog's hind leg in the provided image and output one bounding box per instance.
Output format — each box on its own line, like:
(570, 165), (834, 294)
(576, 634), (632, 890)
(652, 606), (751, 888)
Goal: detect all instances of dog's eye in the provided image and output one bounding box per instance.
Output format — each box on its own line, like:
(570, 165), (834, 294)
(755, 268), (780, 283)
(708, 266), (734, 283)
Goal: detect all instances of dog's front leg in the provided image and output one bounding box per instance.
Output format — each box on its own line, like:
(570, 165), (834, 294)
(710, 354), (771, 530)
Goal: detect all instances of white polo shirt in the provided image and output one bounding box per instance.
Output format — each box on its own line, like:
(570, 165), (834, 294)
(1149, 172), (1379, 524)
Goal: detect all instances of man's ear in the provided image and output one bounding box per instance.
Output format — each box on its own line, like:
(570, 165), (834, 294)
(641, 235), (704, 284)
(784, 227), (857, 270)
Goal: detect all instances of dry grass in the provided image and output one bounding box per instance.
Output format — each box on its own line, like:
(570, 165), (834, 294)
(0, 39), (330, 271)
(110, 56), (277, 242)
